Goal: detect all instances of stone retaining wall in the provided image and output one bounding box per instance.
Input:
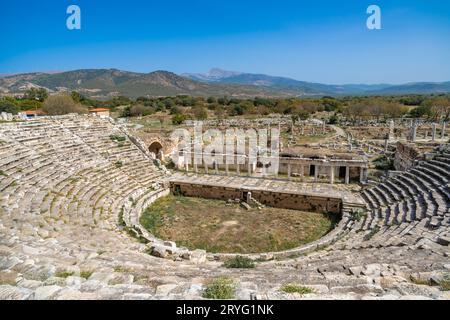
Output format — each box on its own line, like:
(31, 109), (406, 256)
(170, 182), (342, 214)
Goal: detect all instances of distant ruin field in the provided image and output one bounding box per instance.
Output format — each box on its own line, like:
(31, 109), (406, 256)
(140, 195), (338, 254)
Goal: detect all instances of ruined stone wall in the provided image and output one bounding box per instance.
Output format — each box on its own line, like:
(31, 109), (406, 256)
(394, 142), (422, 171)
(170, 182), (342, 214)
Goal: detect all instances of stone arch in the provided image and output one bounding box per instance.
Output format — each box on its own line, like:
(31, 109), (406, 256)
(149, 141), (164, 160)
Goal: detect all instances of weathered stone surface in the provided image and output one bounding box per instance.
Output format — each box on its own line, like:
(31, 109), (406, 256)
(150, 245), (169, 259)
(0, 285), (32, 300)
(349, 266), (363, 276)
(80, 280), (107, 292)
(0, 270), (19, 285)
(17, 279), (43, 290)
(65, 276), (85, 288)
(188, 250), (207, 264)
(33, 285), (62, 300)
(155, 284), (178, 296)
(44, 277), (66, 286)
(122, 293), (154, 300)
(362, 264), (382, 277)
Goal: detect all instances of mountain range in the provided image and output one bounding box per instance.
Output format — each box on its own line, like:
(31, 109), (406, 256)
(1, 68), (449, 99)
(183, 69), (450, 96)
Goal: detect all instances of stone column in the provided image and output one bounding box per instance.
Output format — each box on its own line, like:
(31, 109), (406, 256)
(442, 122), (447, 140)
(204, 162), (208, 174)
(389, 120), (395, 140)
(248, 161), (252, 176)
(185, 162), (189, 172)
(215, 162), (219, 174)
(329, 166), (335, 184)
(236, 164), (240, 175)
(287, 163), (292, 181)
(345, 166), (350, 184)
(432, 123), (437, 141)
(246, 192), (252, 204)
(360, 167), (366, 183)
(384, 139), (388, 152)
(411, 123), (417, 142)
(225, 162), (229, 176)
(300, 165), (304, 181)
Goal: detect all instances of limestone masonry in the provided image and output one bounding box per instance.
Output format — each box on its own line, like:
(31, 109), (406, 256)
(0, 115), (449, 300)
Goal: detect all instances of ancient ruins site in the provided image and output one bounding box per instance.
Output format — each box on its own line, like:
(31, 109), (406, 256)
(0, 113), (448, 300)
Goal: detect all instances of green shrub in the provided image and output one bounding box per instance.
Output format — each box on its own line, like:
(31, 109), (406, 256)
(223, 256), (255, 269)
(202, 277), (236, 300)
(172, 113), (187, 125)
(440, 274), (450, 291)
(80, 270), (93, 279)
(55, 271), (75, 278)
(280, 284), (314, 295)
(115, 161), (123, 168)
(372, 155), (394, 171)
(363, 225), (381, 241)
(110, 135), (126, 142)
(350, 209), (366, 222)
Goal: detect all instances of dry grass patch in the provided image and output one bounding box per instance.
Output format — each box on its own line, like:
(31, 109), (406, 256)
(140, 195), (338, 254)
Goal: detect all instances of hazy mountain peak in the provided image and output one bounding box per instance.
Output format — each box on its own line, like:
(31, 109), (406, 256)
(207, 68), (243, 79)
(182, 68), (243, 82)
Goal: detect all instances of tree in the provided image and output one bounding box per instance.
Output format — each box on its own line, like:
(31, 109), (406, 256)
(172, 113), (187, 125)
(409, 105), (431, 119)
(170, 105), (181, 115)
(71, 91), (85, 103)
(207, 97), (217, 104)
(294, 109), (310, 121)
(328, 113), (339, 125)
(24, 88), (48, 102)
(214, 105), (226, 120)
(0, 99), (20, 114)
(321, 97), (340, 112)
(427, 96), (450, 121)
(193, 106), (208, 120)
(232, 104), (245, 116)
(130, 104), (145, 117)
(121, 106), (132, 118)
(217, 96), (229, 105)
(164, 98), (174, 109)
(17, 99), (42, 111)
(42, 94), (87, 115)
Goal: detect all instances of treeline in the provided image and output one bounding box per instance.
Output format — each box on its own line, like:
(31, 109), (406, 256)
(1, 89), (449, 122)
(0, 89), (130, 115)
(122, 94), (450, 123)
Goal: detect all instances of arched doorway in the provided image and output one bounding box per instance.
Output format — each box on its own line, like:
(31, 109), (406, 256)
(149, 141), (164, 160)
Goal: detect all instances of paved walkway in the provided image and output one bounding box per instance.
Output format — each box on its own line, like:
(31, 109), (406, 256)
(169, 172), (365, 206)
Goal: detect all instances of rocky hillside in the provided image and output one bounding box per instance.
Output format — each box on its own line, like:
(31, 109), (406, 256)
(0, 69), (293, 99)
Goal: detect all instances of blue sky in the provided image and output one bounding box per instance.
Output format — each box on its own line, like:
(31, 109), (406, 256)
(1, 0), (450, 84)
